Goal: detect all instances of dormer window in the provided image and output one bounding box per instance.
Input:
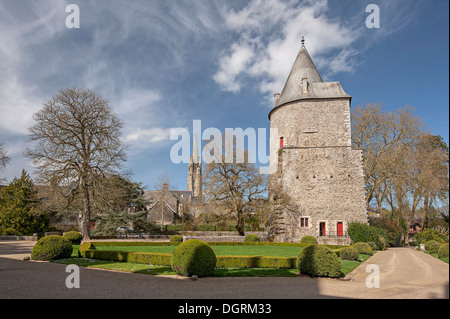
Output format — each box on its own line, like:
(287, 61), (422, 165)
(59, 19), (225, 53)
(302, 78), (308, 95)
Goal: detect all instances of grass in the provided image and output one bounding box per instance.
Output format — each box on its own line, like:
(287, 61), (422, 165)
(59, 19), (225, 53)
(92, 245), (304, 257)
(426, 252), (449, 264)
(56, 244), (372, 278)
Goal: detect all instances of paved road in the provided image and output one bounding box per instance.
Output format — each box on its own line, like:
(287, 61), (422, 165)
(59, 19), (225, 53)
(0, 241), (448, 299)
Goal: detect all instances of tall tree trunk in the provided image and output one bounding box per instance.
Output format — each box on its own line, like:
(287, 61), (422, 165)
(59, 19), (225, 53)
(81, 180), (91, 241)
(235, 209), (245, 236)
(421, 193), (429, 231)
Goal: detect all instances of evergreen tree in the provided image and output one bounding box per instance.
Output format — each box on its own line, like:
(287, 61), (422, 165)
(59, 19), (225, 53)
(0, 170), (49, 235)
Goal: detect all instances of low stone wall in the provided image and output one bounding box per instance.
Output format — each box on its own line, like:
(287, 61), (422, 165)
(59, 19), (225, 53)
(0, 235), (38, 241)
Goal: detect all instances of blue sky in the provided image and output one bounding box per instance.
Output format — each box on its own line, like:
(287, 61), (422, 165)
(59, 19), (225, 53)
(0, 0), (448, 191)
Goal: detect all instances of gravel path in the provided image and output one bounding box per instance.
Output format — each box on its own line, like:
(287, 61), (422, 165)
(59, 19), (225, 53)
(0, 241), (448, 299)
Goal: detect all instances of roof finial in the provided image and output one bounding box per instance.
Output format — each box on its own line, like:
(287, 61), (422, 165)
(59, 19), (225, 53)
(301, 36), (305, 47)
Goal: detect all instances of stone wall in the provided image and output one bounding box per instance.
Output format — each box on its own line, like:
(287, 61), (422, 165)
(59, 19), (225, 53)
(268, 97), (368, 244)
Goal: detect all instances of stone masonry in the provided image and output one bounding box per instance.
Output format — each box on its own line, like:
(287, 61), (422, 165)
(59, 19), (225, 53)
(268, 40), (368, 244)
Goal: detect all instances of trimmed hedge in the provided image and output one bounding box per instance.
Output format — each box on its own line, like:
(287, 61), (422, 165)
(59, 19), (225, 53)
(296, 245), (341, 278)
(352, 242), (373, 255)
(31, 235), (73, 261)
(424, 240), (438, 252)
(438, 243), (449, 258)
(429, 242), (443, 254)
(244, 234), (261, 242)
(300, 236), (318, 245)
(171, 239), (217, 277)
(366, 242), (378, 251)
(170, 235), (184, 244)
(348, 222), (388, 250)
(340, 247), (359, 261)
(216, 256), (296, 269)
(63, 231), (82, 245)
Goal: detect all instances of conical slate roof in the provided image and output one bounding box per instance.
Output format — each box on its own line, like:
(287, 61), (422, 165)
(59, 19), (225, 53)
(273, 42), (351, 111)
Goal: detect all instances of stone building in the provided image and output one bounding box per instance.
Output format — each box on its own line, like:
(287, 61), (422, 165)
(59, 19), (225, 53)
(144, 136), (204, 225)
(268, 39), (368, 244)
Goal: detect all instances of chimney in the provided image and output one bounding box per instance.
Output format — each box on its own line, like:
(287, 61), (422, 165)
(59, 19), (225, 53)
(274, 93), (280, 106)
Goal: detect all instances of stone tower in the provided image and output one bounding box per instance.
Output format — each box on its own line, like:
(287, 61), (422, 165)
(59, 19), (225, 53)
(268, 40), (368, 244)
(187, 134), (202, 198)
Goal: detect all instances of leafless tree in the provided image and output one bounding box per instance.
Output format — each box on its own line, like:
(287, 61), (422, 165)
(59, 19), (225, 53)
(0, 143), (10, 183)
(26, 88), (126, 240)
(203, 137), (267, 236)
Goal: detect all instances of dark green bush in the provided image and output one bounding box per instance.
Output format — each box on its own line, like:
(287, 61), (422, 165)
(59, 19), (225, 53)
(348, 222), (388, 250)
(31, 235), (73, 261)
(352, 242), (373, 255)
(63, 231), (82, 245)
(300, 235), (318, 245)
(296, 245), (341, 278)
(429, 242), (443, 254)
(340, 247), (359, 261)
(366, 242), (378, 251)
(414, 229), (449, 245)
(170, 235), (184, 244)
(244, 234), (260, 242)
(438, 243), (449, 258)
(424, 240), (438, 252)
(171, 239), (217, 277)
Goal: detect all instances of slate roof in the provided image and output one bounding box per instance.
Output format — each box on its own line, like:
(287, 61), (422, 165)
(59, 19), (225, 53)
(271, 43), (351, 117)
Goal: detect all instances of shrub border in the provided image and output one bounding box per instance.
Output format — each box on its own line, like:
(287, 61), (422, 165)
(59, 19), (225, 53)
(78, 241), (351, 269)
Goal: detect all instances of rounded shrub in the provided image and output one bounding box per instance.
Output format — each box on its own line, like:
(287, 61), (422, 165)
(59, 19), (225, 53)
(438, 243), (449, 258)
(429, 242), (443, 254)
(352, 242), (373, 255)
(63, 231), (82, 245)
(296, 245), (341, 278)
(31, 235), (73, 261)
(244, 234), (261, 242)
(340, 247), (359, 261)
(170, 235), (184, 244)
(366, 242), (378, 251)
(424, 240), (438, 252)
(171, 239), (217, 277)
(300, 235), (318, 245)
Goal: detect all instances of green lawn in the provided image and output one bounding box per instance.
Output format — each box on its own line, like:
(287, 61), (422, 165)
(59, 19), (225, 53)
(59, 245), (372, 277)
(91, 245), (304, 257)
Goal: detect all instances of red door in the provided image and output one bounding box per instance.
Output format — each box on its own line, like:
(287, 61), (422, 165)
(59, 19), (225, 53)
(337, 222), (343, 237)
(280, 137), (284, 149)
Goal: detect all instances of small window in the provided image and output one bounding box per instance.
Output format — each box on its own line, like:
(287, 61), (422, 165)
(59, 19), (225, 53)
(300, 217), (309, 228)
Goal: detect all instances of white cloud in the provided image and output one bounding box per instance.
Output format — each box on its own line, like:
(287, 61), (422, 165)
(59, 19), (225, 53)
(214, 0), (361, 97)
(124, 127), (174, 144)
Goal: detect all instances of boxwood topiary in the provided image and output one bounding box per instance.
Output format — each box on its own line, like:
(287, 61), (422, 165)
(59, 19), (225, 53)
(31, 235), (73, 261)
(63, 231), (83, 245)
(438, 243), (449, 258)
(171, 239), (217, 277)
(340, 247), (359, 261)
(352, 242), (373, 255)
(300, 235), (318, 245)
(429, 242), (443, 254)
(244, 234), (260, 242)
(170, 235), (184, 244)
(424, 240), (438, 252)
(366, 242), (378, 251)
(296, 245), (341, 278)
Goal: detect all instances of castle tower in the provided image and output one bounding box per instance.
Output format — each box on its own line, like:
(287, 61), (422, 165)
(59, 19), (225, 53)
(187, 134), (202, 199)
(268, 39), (368, 244)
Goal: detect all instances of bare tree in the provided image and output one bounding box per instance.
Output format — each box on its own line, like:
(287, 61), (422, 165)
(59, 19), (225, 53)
(203, 137), (267, 236)
(26, 88), (126, 240)
(0, 143), (10, 183)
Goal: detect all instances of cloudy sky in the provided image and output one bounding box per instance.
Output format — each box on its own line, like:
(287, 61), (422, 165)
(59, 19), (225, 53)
(0, 0), (448, 190)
